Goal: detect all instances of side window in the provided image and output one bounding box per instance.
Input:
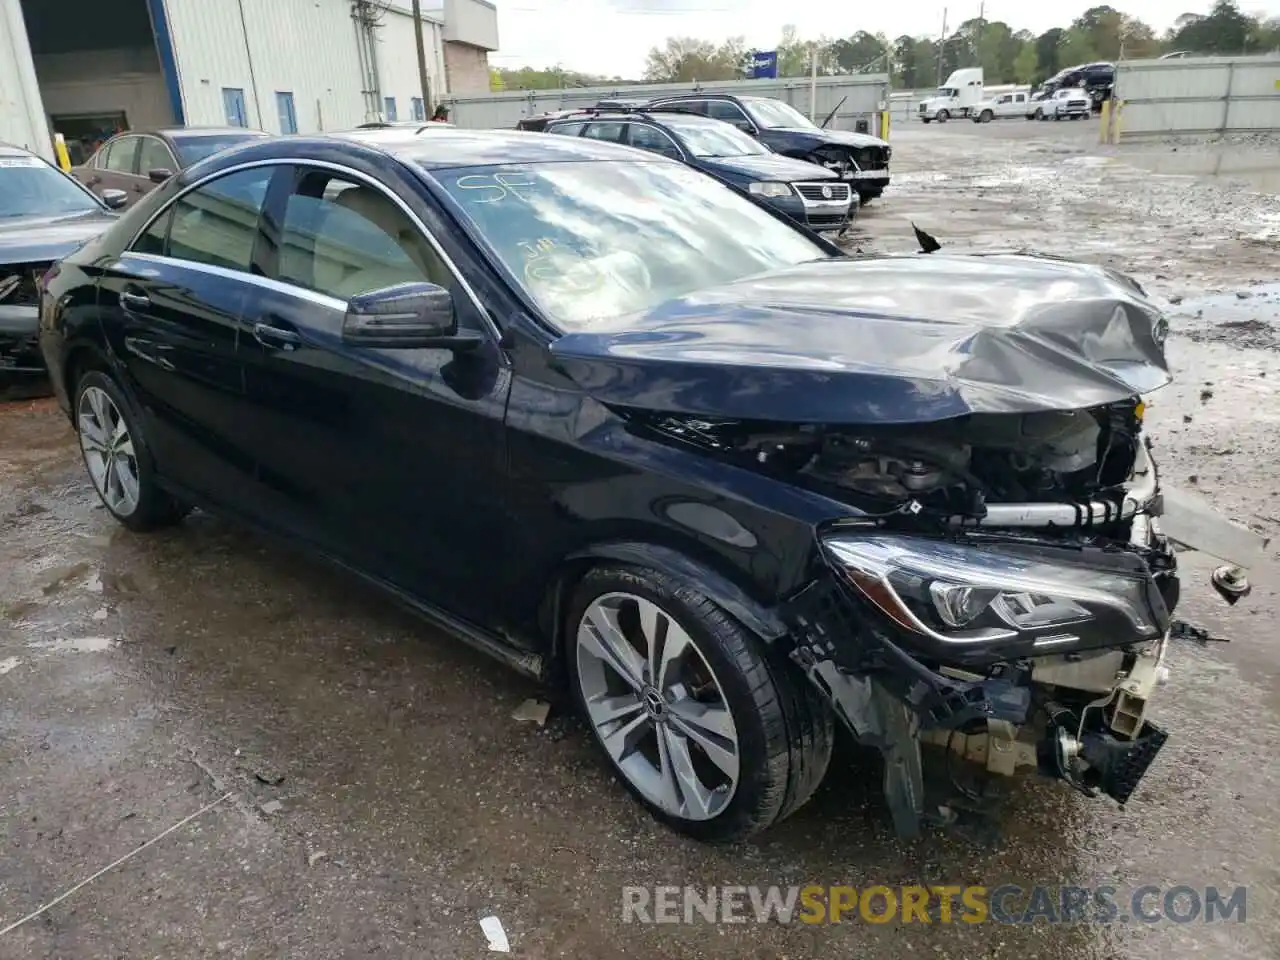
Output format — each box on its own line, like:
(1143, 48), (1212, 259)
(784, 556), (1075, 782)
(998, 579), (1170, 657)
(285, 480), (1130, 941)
(628, 124), (681, 159)
(137, 137), (175, 176)
(1015, 93), (1026, 104)
(104, 137), (140, 174)
(706, 101), (750, 128)
(132, 207), (173, 256)
(277, 170), (449, 300)
(998, 95), (1012, 104)
(582, 122), (624, 142)
(546, 122), (585, 137)
(165, 167), (273, 272)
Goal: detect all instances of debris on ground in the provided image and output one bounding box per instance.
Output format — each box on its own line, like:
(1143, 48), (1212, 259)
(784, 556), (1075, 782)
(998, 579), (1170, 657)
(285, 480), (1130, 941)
(307, 850), (328, 866)
(511, 698), (551, 727)
(480, 915), (511, 953)
(1170, 620), (1230, 645)
(260, 800), (284, 815)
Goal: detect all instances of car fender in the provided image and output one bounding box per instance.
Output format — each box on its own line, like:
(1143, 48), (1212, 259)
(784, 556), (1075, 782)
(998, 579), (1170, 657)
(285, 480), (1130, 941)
(564, 540), (789, 641)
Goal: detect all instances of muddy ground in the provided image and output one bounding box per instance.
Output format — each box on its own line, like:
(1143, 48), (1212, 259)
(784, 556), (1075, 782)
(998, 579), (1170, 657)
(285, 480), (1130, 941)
(2, 120), (1279, 959)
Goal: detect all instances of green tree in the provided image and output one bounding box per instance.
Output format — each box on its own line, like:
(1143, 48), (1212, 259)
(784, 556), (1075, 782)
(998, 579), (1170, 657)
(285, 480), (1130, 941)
(1013, 43), (1039, 83)
(831, 31), (888, 73)
(1035, 27), (1066, 78)
(643, 36), (745, 82)
(1170, 0), (1255, 53)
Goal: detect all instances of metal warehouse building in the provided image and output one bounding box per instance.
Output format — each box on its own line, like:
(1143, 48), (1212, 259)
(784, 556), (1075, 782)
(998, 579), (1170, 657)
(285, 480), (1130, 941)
(0, 0), (498, 164)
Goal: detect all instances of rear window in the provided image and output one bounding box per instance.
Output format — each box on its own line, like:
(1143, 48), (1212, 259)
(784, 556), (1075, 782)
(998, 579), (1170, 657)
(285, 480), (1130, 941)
(173, 133), (266, 166)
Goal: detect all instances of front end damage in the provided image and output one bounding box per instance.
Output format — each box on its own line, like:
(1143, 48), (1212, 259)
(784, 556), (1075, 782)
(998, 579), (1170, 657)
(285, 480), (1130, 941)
(772, 415), (1206, 837)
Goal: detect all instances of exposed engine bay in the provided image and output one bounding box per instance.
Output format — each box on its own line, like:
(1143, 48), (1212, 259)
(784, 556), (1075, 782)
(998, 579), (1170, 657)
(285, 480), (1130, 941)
(634, 398), (1144, 525)
(631, 399), (1249, 837)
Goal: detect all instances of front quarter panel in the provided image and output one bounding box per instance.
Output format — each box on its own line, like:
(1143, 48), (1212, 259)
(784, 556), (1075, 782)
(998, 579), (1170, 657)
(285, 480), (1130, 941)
(499, 329), (861, 639)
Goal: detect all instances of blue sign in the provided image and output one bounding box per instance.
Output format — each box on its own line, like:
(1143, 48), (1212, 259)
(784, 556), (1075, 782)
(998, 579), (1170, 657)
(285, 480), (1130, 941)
(749, 50), (778, 79)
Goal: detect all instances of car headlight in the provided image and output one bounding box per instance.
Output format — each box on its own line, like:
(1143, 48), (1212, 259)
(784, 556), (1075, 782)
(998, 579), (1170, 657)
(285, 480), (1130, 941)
(884, 146), (892, 160)
(748, 181), (793, 198)
(821, 533), (1166, 662)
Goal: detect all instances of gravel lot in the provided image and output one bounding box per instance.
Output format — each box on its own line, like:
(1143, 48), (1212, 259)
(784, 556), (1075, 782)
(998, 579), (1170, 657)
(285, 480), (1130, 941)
(2, 119), (1279, 959)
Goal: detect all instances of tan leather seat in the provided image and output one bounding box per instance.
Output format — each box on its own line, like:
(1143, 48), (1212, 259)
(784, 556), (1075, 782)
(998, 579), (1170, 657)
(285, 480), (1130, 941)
(313, 186), (449, 298)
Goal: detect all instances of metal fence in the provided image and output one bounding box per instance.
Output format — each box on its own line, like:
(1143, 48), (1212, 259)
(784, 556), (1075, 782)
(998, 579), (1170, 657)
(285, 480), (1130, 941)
(444, 74), (890, 133)
(1114, 54), (1280, 139)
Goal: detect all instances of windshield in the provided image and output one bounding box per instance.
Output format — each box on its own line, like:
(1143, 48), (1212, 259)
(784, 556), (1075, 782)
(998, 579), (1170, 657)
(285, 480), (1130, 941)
(0, 156), (101, 218)
(658, 117), (770, 158)
(741, 98), (815, 130)
(174, 133), (265, 166)
(935, 87), (959, 97)
(438, 161), (825, 331)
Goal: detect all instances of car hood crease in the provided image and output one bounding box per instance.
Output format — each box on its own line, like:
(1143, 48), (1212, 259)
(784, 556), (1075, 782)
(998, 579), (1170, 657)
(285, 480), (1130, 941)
(547, 254), (1171, 425)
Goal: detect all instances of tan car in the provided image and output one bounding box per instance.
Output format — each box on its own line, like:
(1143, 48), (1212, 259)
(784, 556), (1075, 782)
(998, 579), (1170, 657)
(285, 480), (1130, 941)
(71, 126), (269, 210)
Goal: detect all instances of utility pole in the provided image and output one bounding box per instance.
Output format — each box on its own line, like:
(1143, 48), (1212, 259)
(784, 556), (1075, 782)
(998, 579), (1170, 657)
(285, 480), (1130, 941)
(809, 42), (819, 121)
(411, 0), (433, 119)
(976, 0), (984, 66)
(937, 6), (948, 85)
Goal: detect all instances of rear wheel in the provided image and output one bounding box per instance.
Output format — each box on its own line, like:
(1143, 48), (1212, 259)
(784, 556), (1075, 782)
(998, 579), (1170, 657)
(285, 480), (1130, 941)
(566, 565), (833, 843)
(74, 370), (190, 531)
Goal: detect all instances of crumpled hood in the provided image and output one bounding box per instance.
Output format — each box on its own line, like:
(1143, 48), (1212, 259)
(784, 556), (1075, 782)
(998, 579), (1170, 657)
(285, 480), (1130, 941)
(766, 127), (889, 149)
(548, 253), (1171, 425)
(0, 211), (116, 266)
(701, 153), (840, 182)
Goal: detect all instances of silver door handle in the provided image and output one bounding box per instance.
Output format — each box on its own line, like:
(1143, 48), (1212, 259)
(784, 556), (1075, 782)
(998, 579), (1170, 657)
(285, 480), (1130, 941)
(253, 322), (301, 349)
(119, 290), (150, 311)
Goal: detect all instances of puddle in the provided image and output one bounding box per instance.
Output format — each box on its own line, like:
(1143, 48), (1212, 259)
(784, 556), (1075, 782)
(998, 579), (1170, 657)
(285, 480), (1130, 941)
(1169, 283), (1280, 351)
(28, 636), (120, 653)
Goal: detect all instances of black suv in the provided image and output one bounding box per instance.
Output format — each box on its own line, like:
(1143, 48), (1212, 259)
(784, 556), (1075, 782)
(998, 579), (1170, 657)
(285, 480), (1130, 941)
(1042, 62), (1115, 107)
(544, 110), (856, 233)
(645, 94), (892, 204)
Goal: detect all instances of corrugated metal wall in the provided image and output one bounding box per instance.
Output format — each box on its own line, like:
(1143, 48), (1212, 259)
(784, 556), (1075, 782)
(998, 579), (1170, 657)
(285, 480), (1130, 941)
(163, 0), (446, 133)
(1116, 55), (1280, 139)
(446, 74), (890, 132)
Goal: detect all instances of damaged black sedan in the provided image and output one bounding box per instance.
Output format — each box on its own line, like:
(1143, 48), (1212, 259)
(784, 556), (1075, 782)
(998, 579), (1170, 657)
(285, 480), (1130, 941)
(39, 130), (1238, 842)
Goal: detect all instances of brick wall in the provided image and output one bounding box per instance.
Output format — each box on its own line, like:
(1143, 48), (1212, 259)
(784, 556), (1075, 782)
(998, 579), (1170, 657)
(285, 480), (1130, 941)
(444, 41), (491, 95)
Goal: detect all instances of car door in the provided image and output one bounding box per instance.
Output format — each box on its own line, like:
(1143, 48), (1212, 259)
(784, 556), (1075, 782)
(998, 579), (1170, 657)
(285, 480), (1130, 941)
(1011, 93), (1027, 117)
(76, 135), (136, 199)
(625, 123), (684, 161)
(96, 164), (278, 510)
(235, 162), (511, 622)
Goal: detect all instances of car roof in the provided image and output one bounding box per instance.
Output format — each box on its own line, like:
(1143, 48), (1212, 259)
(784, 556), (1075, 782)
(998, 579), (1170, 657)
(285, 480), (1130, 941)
(330, 127), (666, 168)
(112, 126), (268, 142)
(0, 142), (41, 159)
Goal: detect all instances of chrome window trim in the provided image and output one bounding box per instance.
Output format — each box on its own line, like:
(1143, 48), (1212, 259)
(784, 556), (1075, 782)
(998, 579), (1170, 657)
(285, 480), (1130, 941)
(121, 250), (348, 311)
(624, 123), (686, 162)
(125, 156), (501, 342)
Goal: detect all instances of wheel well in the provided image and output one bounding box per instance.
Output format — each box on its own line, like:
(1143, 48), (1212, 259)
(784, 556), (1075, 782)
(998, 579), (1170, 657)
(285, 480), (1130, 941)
(62, 345), (107, 406)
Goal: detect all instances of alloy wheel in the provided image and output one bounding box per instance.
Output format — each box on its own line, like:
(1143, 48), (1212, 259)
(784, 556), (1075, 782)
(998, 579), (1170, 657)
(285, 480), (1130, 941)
(576, 592), (740, 821)
(78, 385), (140, 517)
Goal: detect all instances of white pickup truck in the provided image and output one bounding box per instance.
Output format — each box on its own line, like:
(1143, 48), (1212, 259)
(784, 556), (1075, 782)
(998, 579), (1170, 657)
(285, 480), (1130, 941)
(1034, 87), (1093, 121)
(970, 89), (1032, 123)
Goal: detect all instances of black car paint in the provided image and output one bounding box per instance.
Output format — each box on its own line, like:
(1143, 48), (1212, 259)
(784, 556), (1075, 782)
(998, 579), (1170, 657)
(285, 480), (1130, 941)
(543, 113), (851, 229)
(646, 95), (891, 200)
(39, 131), (1167, 704)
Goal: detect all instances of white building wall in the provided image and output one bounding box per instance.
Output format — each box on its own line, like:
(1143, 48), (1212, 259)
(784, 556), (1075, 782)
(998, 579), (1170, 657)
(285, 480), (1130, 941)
(0, 0), (51, 158)
(441, 0), (497, 50)
(379, 4), (448, 119)
(34, 47), (172, 131)
(164, 0), (445, 133)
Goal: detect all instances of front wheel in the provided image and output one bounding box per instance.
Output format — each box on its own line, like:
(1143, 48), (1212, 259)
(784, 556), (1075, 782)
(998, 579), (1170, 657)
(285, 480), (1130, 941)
(937, 109), (950, 122)
(979, 110), (993, 123)
(75, 370), (190, 531)
(567, 565), (833, 843)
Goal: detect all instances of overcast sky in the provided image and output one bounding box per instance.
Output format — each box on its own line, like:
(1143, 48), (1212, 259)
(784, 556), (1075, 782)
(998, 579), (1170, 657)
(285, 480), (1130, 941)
(489, 0), (1280, 76)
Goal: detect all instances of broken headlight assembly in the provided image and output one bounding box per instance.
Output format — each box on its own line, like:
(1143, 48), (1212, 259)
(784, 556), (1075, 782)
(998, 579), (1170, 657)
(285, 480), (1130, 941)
(821, 534), (1168, 665)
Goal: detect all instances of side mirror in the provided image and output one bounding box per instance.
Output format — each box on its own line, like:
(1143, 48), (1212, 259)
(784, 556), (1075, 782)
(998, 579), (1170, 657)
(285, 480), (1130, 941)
(148, 167), (173, 183)
(342, 281), (480, 350)
(733, 120), (757, 136)
(101, 189), (128, 210)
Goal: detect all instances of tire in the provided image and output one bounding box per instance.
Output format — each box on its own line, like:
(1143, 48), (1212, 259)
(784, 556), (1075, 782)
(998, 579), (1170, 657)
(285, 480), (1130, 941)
(566, 564), (833, 843)
(979, 110), (993, 123)
(74, 369), (190, 532)
(937, 109), (950, 122)
(921, 117), (931, 124)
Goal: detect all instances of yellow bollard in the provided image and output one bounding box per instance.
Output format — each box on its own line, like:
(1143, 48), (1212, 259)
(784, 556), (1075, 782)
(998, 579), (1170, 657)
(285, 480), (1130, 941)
(880, 110), (891, 141)
(53, 133), (72, 171)
(1098, 100), (1111, 144)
